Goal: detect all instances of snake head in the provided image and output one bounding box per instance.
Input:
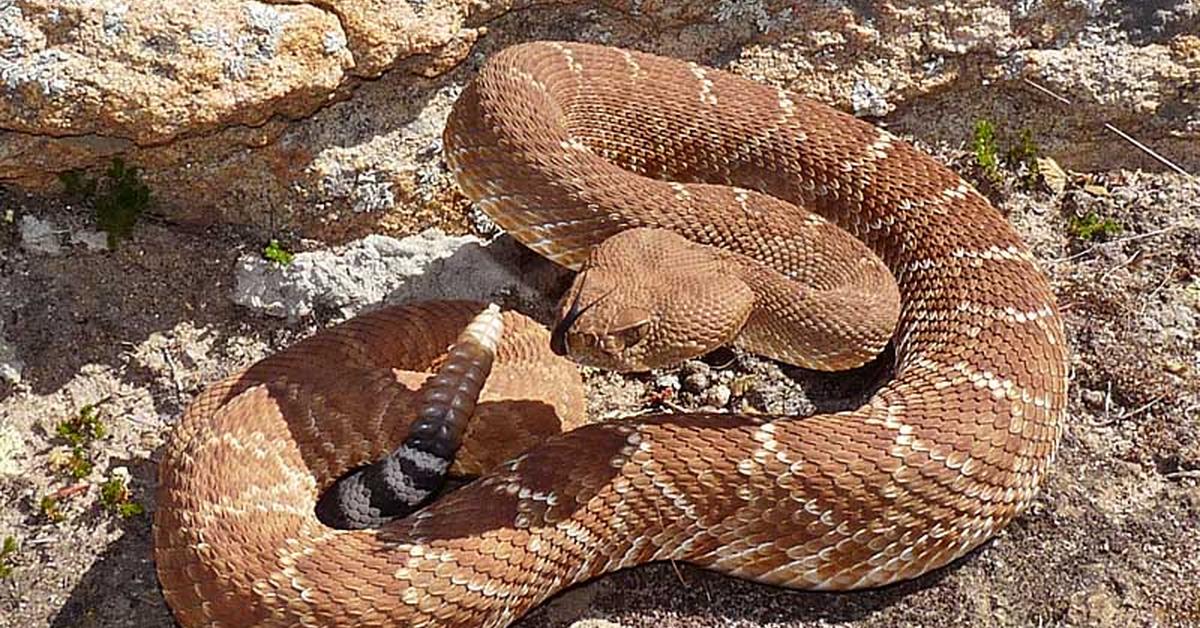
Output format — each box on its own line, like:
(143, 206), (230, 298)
(550, 228), (754, 372)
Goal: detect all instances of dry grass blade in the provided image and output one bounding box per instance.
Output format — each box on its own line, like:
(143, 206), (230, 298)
(1021, 78), (1194, 179)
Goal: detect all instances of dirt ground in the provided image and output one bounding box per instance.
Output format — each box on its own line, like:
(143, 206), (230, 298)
(2, 103), (1199, 628)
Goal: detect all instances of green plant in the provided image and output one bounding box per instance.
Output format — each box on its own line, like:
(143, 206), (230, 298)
(971, 121), (1045, 189)
(48, 445), (93, 479)
(39, 495), (65, 523)
(0, 536), (17, 579)
(56, 404), (107, 446)
(58, 158), (151, 248)
(95, 158), (151, 248)
(972, 119), (1002, 183)
(99, 471), (144, 519)
(263, 239), (295, 266)
(64, 449), (93, 479)
(53, 404), (107, 479)
(1069, 212), (1122, 241)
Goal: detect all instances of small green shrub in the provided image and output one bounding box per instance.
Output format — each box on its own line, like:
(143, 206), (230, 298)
(1069, 212), (1123, 241)
(53, 404), (107, 480)
(972, 121), (1045, 189)
(56, 404), (107, 447)
(58, 158), (152, 248)
(64, 449), (93, 479)
(1006, 128), (1041, 189)
(58, 170), (97, 199)
(99, 472), (144, 519)
(972, 120), (1002, 183)
(0, 536), (17, 579)
(95, 158), (151, 248)
(263, 239), (295, 266)
(39, 495), (65, 523)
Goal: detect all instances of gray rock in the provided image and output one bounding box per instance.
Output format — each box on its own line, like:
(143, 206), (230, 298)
(18, 214), (61, 255)
(680, 360), (711, 377)
(232, 229), (564, 321)
(654, 374), (681, 391)
(0, 311), (23, 386)
(851, 79), (891, 117)
(0, 336), (23, 385)
(69, 229), (110, 252)
(703, 384), (732, 408)
(682, 371), (710, 394)
(0, 422), (25, 476)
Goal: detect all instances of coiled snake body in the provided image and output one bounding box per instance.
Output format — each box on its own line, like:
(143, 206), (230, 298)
(154, 42), (1068, 627)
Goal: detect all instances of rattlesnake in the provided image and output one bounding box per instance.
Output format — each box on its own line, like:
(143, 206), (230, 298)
(154, 42), (1068, 627)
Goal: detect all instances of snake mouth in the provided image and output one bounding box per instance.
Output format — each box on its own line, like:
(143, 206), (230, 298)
(551, 274), (612, 357)
(550, 279), (590, 356)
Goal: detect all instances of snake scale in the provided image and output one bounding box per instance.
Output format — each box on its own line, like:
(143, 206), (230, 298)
(154, 42), (1068, 627)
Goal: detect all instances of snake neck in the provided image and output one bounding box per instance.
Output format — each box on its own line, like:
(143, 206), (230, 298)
(710, 246), (900, 371)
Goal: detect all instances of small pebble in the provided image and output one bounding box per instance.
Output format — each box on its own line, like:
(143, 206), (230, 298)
(703, 384), (731, 408)
(654, 374), (680, 391)
(19, 215), (62, 255)
(70, 229), (110, 252)
(1081, 389), (1106, 409)
(682, 371), (709, 394)
(1164, 360), (1186, 375)
(679, 360), (710, 377)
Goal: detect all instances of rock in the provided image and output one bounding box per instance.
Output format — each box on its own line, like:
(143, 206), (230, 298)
(17, 213), (109, 253)
(0, 1), (352, 143)
(654, 374), (681, 392)
(18, 214), (60, 255)
(850, 79), (891, 117)
(1065, 586), (1123, 627)
(702, 384), (731, 408)
(1082, 389), (1107, 409)
(1185, 487), (1200, 518)
(1, 2), (1195, 233)
(0, 0), (488, 234)
(0, 331), (23, 386)
(0, 422), (25, 476)
(313, 0), (482, 79)
(1009, 34), (1200, 171)
(69, 229), (109, 252)
(232, 229), (565, 320)
(682, 371), (710, 394)
(679, 360), (711, 377)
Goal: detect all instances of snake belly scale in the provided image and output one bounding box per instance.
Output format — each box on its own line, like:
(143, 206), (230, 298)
(154, 42), (1068, 627)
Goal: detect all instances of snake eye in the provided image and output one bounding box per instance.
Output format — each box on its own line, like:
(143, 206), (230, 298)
(609, 320), (649, 351)
(604, 308), (651, 353)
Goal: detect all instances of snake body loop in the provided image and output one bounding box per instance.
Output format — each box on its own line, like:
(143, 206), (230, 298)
(155, 42), (1068, 627)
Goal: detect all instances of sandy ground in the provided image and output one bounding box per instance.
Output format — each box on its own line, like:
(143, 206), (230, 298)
(1, 110), (1199, 628)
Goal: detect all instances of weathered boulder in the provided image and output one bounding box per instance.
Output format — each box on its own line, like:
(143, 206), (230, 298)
(1, 1), (352, 142)
(232, 228), (568, 320)
(0, 1), (1195, 238)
